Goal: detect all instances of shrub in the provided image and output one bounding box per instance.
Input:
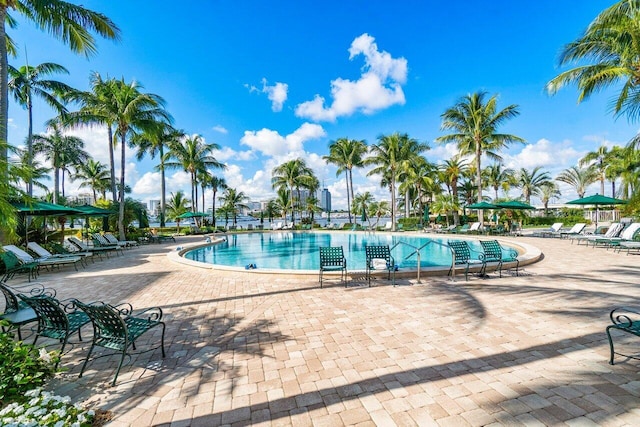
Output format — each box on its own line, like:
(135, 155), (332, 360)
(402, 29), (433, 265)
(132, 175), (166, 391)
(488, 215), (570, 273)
(0, 388), (95, 427)
(0, 322), (59, 406)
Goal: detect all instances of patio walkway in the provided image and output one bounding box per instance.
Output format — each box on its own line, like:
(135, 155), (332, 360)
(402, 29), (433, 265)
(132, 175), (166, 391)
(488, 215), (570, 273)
(9, 234), (640, 426)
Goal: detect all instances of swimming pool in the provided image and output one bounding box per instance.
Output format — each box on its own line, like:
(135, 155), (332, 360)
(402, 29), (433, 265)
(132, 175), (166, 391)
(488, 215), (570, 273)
(182, 232), (519, 272)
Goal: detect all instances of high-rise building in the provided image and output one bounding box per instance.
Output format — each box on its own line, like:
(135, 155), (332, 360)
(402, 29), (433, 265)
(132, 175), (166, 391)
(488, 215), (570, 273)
(320, 188), (331, 212)
(148, 200), (160, 217)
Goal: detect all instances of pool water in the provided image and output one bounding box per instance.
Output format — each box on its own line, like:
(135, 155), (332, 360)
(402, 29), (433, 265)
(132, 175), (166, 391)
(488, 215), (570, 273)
(183, 232), (513, 271)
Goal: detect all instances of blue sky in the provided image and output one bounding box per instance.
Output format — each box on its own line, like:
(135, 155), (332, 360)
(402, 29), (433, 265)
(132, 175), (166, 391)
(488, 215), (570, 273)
(11, 0), (638, 209)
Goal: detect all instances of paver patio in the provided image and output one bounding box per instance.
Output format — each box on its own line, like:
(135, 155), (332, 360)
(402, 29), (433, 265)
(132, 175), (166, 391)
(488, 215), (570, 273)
(5, 233), (640, 426)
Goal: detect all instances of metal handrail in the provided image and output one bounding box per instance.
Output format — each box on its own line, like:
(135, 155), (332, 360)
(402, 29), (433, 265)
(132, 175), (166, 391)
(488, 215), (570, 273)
(391, 239), (455, 283)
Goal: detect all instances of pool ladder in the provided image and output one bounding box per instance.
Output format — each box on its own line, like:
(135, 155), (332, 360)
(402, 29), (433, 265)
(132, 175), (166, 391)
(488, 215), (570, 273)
(391, 239), (456, 283)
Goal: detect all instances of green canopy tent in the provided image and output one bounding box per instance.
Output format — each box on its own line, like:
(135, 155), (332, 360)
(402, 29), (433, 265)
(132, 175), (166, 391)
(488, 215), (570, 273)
(566, 194), (627, 228)
(467, 201), (498, 224)
(12, 201), (84, 243)
(72, 205), (115, 242)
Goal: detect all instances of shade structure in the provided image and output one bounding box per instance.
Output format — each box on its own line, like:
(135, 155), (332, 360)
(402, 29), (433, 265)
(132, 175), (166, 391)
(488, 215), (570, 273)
(12, 201), (83, 216)
(177, 211), (208, 219)
(566, 194), (627, 228)
(495, 200), (536, 210)
(467, 201), (498, 210)
(72, 205), (114, 216)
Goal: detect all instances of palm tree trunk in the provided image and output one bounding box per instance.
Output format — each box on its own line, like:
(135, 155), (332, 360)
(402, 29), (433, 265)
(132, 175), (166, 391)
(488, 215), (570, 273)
(160, 147), (166, 228)
(108, 125), (117, 202)
(0, 7), (8, 179)
(118, 133), (126, 240)
(476, 144), (483, 228)
(611, 180), (616, 198)
(212, 189), (217, 227)
(345, 174), (351, 223)
(27, 98), (33, 196)
(53, 167), (60, 204)
(390, 174), (396, 231)
(347, 168), (354, 223)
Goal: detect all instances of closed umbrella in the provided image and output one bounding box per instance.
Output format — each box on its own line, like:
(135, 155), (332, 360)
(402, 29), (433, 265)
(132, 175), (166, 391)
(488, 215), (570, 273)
(361, 207), (367, 223)
(423, 205), (430, 225)
(567, 194), (627, 228)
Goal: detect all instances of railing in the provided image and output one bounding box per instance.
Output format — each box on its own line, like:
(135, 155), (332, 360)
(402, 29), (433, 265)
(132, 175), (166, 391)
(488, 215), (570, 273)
(390, 239), (456, 283)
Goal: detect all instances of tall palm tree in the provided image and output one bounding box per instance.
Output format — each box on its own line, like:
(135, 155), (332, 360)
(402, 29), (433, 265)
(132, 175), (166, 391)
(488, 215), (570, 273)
(436, 92), (524, 227)
(366, 133), (428, 230)
(271, 158), (315, 225)
(0, 1), (120, 179)
(400, 157), (437, 219)
(274, 188), (292, 223)
(440, 154), (468, 225)
(539, 182), (561, 215)
(134, 122), (184, 227)
(32, 123), (88, 204)
(323, 138), (367, 223)
(397, 140), (430, 218)
(608, 145), (640, 199)
(73, 158), (110, 203)
(16, 147), (51, 194)
(166, 134), (224, 215)
(556, 165), (598, 198)
(8, 62), (73, 196)
(483, 163), (515, 200)
(579, 145), (610, 196)
(515, 167), (552, 204)
(546, 1), (640, 122)
(209, 176), (227, 227)
(370, 200), (390, 229)
(352, 192), (374, 225)
(431, 194), (459, 227)
(219, 187), (249, 227)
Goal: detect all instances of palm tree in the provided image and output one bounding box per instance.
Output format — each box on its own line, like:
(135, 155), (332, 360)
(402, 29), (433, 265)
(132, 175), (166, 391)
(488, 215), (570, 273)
(73, 158), (110, 203)
(483, 163), (515, 200)
(16, 147), (51, 194)
(166, 134), (224, 215)
(400, 157), (437, 219)
(274, 188), (292, 224)
(440, 155), (468, 225)
(579, 145), (610, 196)
(219, 188), (249, 227)
(166, 190), (190, 231)
(32, 123), (88, 204)
(546, 2), (640, 122)
(323, 138), (367, 223)
(264, 199), (280, 224)
(436, 92), (524, 227)
(8, 62), (73, 196)
(209, 176), (227, 227)
(608, 145), (640, 199)
(0, 1), (120, 179)
(431, 194), (459, 227)
(556, 166), (598, 198)
(365, 132), (428, 231)
(271, 158), (315, 225)
(352, 192), (374, 225)
(539, 182), (561, 215)
(134, 122), (183, 227)
(515, 167), (552, 204)
(370, 200), (390, 229)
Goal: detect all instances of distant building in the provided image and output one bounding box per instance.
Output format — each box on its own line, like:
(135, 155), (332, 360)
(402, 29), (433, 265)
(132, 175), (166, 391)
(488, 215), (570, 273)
(68, 193), (94, 205)
(148, 200), (160, 216)
(320, 188), (331, 212)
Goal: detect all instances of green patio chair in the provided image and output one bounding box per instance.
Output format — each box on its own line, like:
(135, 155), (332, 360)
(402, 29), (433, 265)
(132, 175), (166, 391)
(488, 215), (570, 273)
(365, 245), (396, 286)
(74, 299), (166, 386)
(479, 240), (505, 278)
(319, 246), (347, 288)
(606, 307), (640, 365)
(18, 294), (91, 365)
(0, 281), (55, 340)
(447, 240), (484, 281)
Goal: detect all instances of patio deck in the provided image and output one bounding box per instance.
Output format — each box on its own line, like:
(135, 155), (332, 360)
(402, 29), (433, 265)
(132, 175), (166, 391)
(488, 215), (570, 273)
(6, 234), (640, 426)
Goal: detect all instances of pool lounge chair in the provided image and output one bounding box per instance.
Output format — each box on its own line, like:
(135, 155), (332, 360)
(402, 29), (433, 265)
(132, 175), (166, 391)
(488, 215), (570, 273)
(584, 223), (628, 248)
(556, 223), (586, 239)
(535, 222), (563, 238)
(68, 236), (117, 258)
(92, 233), (124, 255)
(572, 224), (617, 245)
(590, 223), (640, 249)
(27, 241), (89, 267)
(0, 250), (39, 282)
(3, 244), (83, 272)
(104, 232), (139, 248)
(459, 222), (481, 234)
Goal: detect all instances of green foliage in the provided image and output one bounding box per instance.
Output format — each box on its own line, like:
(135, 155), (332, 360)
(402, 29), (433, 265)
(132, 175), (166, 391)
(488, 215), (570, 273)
(398, 217), (421, 229)
(0, 322), (59, 405)
(0, 388), (94, 426)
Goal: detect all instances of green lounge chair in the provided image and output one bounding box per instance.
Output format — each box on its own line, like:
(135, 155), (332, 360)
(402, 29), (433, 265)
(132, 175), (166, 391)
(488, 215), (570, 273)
(3, 245), (83, 272)
(319, 246), (347, 288)
(74, 299), (166, 386)
(0, 250), (39, 282)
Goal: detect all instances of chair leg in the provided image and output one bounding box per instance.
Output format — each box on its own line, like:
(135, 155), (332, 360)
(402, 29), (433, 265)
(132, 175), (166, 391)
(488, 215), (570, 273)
(606, 326), (617, 365)
(112, 350), (127, 386)
(160, 323), (166, 358)
(79, 342), (96, 378)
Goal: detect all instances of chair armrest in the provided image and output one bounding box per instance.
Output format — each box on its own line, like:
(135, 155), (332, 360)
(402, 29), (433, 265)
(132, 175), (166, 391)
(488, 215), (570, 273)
(610, 307), (640, 328)
(134, 306), (164, 322)
(9, 282), (57, 298)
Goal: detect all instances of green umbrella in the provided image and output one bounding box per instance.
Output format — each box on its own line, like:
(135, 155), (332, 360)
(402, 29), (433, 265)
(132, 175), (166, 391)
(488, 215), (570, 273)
(423, 205), (430, 223)
(12, 201), (83, 216)
(467, 201), (499, 209)
(361, 207), (367, 222)
(567, 194), (627, 228)
(495, 200), (535, 210)
(72, 205), (114, 216)
(177, 211), (208, 219)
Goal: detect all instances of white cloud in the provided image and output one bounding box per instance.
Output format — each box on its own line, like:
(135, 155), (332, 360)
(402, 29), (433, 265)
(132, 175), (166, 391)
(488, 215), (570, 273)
(240, 122), (326, 159)
(214, 146), (255, 162)
(295, 33), (407, 122)
(245, 78), (289, 112)
(503, 138), (580, 172)
(212, 125), (228, 134)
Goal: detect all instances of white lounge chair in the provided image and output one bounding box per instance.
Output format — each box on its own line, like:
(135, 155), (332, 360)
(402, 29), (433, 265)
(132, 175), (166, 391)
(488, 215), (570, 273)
(536, 222), (563, 237)
(272, 221), (284, 230)
(589, 223), (640, 248)
(103, 232), (138, 248)
(556, 223), (586, 239)
(4, 245), (83, 271)
(575, 222), (623, 246)
(27, 242), (90, 266)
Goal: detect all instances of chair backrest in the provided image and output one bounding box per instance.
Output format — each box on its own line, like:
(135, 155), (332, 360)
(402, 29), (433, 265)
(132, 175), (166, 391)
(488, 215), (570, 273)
(448, 240), (472, 263)
(604, 223), (622, 238)
(550, 223), (563, 232)
(620, 223), (640, 240)
(0, 251), (23, 270)
(68, 236), (89, 251)
(568, 223), (586, 234)
(92, 233), (110, 246)
(1, 281), (56, 313)
(365, 245), (392, 264)
(74, 300), (129, 350)
(26, 242), (52, 258)
(469, 222), (480, 231)
(319, 246), (345, 267)
(19, 294), (69, 333)
(384, 221), (392, 230)
(3, 245), (36, 262)
(480, 240), (502, 262)
(103, 233), (119, 244)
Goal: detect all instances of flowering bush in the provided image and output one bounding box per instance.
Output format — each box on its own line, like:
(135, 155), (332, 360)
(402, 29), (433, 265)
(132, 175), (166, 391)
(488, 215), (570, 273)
(0, 322), (60, 405)
(0, 388), (95, 427)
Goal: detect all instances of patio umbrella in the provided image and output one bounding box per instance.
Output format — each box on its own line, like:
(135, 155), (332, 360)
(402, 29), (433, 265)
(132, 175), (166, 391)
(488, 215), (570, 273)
(423, 205), (430, 223)
(12, 202), (84, 243)
(467, 201), (498, 209)
(177, 211), (208, 219)
(71, 205), (114, 240)
(360, 207), (367, 223)
(495, 200), (535, 210)
(327, 210), (331, 224)
(566, 194), (627, 228)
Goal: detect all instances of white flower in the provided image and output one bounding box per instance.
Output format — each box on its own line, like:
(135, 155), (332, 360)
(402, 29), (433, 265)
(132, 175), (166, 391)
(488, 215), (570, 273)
(54, 421), (65, 427)
(77, 413), (86, 423)
(87, 409), (95, 416)
(38, 347), (52, 363)
(24, 388), (41, 397)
